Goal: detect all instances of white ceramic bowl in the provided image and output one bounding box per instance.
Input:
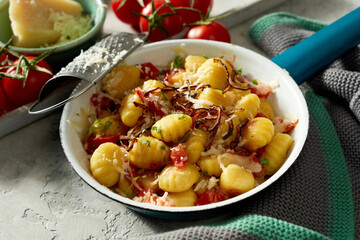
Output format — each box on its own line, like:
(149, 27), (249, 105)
(60, 39), (309, 220)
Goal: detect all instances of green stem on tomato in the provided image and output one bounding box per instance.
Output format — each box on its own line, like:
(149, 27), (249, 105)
(134, 1), (178, 37)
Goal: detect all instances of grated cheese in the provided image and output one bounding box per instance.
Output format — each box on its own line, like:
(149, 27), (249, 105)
(207, 177), (219, 190)
(45, 10), (92, 47)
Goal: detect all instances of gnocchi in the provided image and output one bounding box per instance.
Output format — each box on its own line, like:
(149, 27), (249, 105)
(82, 55), (298, 207)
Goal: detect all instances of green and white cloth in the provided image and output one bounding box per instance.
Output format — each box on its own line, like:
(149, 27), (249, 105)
(139, 13), (359, 240)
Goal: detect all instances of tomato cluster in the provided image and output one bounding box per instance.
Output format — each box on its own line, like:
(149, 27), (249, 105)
(111, 0), (230, 43)
(0, 48), (53, 116)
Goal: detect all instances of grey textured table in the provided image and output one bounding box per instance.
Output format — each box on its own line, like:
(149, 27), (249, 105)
(1, 0), (359, 239)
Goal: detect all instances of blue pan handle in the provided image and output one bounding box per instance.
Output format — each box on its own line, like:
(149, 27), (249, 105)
(271, 7), (360, 85)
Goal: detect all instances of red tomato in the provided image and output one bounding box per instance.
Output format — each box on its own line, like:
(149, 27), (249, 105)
(284, 119), (299, 133)
(0, 85), (7, 116)
(85, 134), (120, 154)
(186, 21), (231, 43)
(173, 0), (213, 24)
(170, 144), (187, 168)
(0, 80), (17, 116)
(139, 0), (185, 42)
(2, 56), (53, 107)
(195, 186), (229, 205)
(111, 0), (150, 28)
(250, 81), (271, 98)
(0, 52), (8, 72)
(251, 155), (267, 178)
(140, 62), (160, 79)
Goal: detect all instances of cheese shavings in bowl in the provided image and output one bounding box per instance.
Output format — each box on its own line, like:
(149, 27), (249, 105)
(43, 10), (92, 47)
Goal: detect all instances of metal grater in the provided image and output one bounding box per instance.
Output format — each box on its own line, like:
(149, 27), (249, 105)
(28, 32), (148, 114)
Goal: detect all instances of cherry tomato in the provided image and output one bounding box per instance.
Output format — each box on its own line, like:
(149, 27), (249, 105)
(140, 62), (160, 79)
(195, 186), (229, 205)
(139, 0), (184, 42)
(0, 52), (9, 115)
(0, 85), (7, 116)
(186, 21), (231, 43)
(85, 134), (120, 154)
(170, 144), (187, 168)
(0, 80), (18, 116)
(173, 0), (213, 24)
(111, 0), (150, 28)
(2, 56), (53, 108)
(0, 52), (8, 72)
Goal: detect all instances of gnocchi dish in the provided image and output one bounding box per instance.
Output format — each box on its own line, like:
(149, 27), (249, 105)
(80, 55), (298, 207)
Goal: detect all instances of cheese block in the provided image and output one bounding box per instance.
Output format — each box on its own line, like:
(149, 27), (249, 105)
(9, 0), (83, 48)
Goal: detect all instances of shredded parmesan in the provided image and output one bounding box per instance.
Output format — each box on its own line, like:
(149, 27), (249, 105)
(194, 179), (207, 192)
(43, 10), (92, 47)
(201, 144), (227, 157)
(207, 177), (219, 190)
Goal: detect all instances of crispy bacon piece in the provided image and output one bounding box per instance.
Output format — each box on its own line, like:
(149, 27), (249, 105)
(133, 89), (166, 117)
(222, 116), (234, 140)
(191, 106), (223, 149)
(229, 119), (249, 151)
(214, 59), (252, 93)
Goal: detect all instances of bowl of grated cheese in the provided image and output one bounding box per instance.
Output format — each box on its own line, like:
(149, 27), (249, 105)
(60, 39), (309, 220)
(0, 0), (106, 67)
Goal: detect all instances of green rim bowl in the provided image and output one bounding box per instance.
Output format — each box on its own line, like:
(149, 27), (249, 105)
(0, 0), (106, 68)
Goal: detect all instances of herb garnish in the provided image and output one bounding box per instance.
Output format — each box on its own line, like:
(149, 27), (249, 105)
(141, 139), (151, 147)
(178, 114), (187, 120)
(170, 55), (184, 70)
(260, 157), (269, 165)
(175, 134), (190, 143)
(87, 114), (112, 137)
(124, 176), (139, 198)
(160, 91), (168, 101)
(152, 126), (162, 133)
(236, 68), (243, 76)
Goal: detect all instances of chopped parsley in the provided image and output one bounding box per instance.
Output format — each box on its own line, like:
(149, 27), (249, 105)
(152, 125), (162, 133)
(124, 176), (139, 198)
(160, 145), (166, 150)
(175, 134), (190, 143)
(236, 68), (243, 76)
(160, 91), (168, 101)
(87, 117), (112, 137)
(199, 125), (205, 132)
(260, 157), (269, 165)
(90, 113), (97, 120)
(202, 55), (208, 59)
(251, 79), (258, 85)
(141, 139), (151, 147)
(101, 120), (112, 133)
(170, 55), (184, 70)
(178, 114), (187, 120)
(159, 69), (166, 76)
